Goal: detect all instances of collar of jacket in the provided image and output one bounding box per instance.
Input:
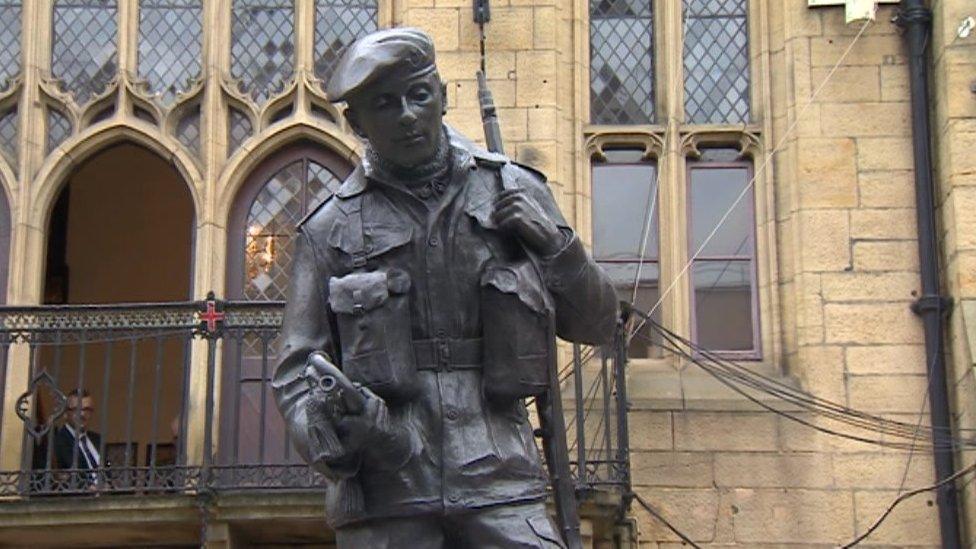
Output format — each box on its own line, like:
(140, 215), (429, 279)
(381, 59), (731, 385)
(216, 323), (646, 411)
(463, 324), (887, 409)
(334, 125), (508, 200)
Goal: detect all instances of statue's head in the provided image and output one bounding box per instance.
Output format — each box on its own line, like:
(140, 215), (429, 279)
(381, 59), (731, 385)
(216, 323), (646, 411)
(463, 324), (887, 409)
(328, 28), (447, 171)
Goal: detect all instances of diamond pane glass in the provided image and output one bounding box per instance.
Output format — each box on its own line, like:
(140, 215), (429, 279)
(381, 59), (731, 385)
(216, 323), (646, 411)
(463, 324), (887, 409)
(228, 108), (253, 155)
(138, 0), (202, 106)
(314, 0), (377, 89)
(0, 107), (16, 159)
(231, 0), (295, 104)
(683, 0), (750, 124)
(47, 108), (72, 154)
(306, 161), (341, 209)
(52, 0), (118, 105)
(590, 0), (654, 125)
(175, 106), (201, 156)
(0, 2), (21, 92)
(244, 160), (340, 301)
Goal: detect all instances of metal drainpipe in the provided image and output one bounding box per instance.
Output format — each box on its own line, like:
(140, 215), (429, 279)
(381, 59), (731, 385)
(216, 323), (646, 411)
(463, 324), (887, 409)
(895, 1), (962, 547)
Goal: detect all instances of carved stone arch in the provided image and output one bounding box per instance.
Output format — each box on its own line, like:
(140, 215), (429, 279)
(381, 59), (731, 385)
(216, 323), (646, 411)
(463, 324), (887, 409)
(216, 120), (360, 223)
(31, 121), (204, 225)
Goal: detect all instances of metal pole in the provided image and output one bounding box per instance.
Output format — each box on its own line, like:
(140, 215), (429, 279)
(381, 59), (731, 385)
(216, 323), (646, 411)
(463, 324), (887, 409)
(613, 309), (632, 508)
(895, 2), (961, 547)
(572, 344), (587, 487)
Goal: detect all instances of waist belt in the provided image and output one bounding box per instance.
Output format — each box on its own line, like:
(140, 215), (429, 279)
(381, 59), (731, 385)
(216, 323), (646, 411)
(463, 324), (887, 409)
(414, 337), (483, 371)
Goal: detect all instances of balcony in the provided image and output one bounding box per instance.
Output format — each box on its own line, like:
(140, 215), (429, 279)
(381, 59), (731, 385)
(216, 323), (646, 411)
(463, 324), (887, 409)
(0, 298), (632, 545)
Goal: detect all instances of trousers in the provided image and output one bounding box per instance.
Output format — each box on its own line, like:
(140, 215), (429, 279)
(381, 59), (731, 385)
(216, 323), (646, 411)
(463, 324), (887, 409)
(334, 501), (566, 548)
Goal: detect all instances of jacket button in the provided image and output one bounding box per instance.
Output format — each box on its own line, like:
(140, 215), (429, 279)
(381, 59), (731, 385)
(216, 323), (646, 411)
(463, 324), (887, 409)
(448, 493), (460, 503)
(445, 408), (459, 420)
(428, 237), (439, 247)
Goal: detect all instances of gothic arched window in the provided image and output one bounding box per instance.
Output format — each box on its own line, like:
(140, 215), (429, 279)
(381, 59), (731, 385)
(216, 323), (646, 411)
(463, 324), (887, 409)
(222, 143), (351, 469)
(228, 142), (351, 302)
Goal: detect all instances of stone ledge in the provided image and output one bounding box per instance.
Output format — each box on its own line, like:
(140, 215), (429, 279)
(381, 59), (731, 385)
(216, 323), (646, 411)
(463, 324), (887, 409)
(625, 361), (805, 413)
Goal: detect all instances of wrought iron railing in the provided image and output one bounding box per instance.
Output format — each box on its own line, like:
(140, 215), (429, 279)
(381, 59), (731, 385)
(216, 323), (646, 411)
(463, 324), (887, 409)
(0, 296), (631, 501)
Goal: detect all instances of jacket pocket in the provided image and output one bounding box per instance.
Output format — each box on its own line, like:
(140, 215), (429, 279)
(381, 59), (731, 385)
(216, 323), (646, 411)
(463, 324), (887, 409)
(328, 269), (418, 401)
(480, 259), (551, 401)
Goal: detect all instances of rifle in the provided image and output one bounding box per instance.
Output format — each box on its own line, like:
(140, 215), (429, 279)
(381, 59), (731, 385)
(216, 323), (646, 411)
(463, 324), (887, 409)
(475, 4), (583, 547)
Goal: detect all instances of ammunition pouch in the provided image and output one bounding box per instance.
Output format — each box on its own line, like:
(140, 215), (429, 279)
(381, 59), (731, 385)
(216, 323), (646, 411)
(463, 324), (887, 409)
(329, 269), (419, 401)
(480, 260), (552, 401)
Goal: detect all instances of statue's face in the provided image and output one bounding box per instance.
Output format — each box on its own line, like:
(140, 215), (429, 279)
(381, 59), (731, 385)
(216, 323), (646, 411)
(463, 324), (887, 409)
(345, 69), (445, 170)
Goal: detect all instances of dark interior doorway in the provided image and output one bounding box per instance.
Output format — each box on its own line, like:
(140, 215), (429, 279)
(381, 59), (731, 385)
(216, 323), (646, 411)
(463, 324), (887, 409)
(31, 143), (195, 479)
(43, 143), (194, 304)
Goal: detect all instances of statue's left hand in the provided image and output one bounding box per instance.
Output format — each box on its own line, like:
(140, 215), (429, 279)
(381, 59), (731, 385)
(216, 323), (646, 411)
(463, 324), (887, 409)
(491, 188), (564, 256)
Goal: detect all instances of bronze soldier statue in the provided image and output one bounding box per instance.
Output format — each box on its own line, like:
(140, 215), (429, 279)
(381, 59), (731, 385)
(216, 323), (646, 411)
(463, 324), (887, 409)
(273, 28), (618, 548)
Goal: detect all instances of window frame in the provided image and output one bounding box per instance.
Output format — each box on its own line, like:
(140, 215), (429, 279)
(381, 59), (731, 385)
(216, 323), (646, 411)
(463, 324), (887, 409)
(581, 0), (775, 364)
(685, 156), (761, 359)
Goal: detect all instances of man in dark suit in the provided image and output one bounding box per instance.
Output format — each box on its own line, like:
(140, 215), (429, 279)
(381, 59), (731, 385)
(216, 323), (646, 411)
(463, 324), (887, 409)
(52, 388), (103, 489)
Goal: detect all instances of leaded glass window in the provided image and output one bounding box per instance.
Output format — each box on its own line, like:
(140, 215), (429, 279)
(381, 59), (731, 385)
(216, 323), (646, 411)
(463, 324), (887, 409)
(0, 108), (16, 160)
(0, 1), (21, 92)
(592, 149), (661, 358)
(138, 0), (202, 106)
(683, 0), (750, 124)
(52, 0), (118, 105)
(228, 108), (253, 155)
(688, 149), (757, 354)
(589, 0), (654, 125)
(47, 107), (72, 154)
(244, 159), (341, 301)
(231, 0), (295, 104)
(175, 106), (201, 156)
(314, 0), (377, 88)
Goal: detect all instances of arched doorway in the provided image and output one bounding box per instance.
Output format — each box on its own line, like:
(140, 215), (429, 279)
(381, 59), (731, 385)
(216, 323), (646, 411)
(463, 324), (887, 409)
(31, 142), (195, 484)
(220, 141), (352, 469)
(43, 143), (194, 304)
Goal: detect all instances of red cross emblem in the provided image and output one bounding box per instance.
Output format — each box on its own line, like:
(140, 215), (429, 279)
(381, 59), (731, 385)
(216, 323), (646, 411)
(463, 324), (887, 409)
(199, 299), (225, 333)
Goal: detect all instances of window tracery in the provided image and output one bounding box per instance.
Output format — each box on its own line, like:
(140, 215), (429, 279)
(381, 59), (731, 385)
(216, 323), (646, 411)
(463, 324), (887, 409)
(46, 107), (73, 154)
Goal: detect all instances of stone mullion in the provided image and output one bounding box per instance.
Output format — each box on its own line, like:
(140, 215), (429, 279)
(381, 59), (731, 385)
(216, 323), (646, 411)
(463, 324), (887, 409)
(295, 0), (313, 73)
(659, 0), (692, 345)
(117, 0), (138, 118)
(183, 0), (231, 470)
(749, 0), (780, 366)
(0, 0), (51, 476)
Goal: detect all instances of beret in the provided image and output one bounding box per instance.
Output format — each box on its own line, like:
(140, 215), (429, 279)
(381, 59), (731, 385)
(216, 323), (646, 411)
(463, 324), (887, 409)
(325, 27), (436, 102)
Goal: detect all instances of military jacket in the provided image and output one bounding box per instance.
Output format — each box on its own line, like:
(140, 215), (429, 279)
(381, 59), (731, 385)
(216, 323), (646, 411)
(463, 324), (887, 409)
(273, 128), (618, 527)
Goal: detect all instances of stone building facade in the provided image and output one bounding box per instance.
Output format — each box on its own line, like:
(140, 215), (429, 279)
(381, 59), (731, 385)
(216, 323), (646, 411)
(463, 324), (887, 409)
(0, 0), (973, 547)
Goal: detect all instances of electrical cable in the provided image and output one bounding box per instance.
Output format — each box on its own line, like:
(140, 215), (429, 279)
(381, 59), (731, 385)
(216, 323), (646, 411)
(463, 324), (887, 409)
(632, 491), (703, 549)
(630, 308), (976, 444)
(629, 325), (976, 451)
(841, 460), (976, 547)
(628, 18), (875, 341)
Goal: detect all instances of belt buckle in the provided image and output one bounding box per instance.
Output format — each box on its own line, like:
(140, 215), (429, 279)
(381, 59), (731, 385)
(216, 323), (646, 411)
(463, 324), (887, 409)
(437, 339), (451, 371)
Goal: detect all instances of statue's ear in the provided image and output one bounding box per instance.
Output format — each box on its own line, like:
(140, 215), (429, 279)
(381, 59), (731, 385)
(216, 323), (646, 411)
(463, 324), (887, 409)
(440, 81), (448, 115)
(343, 107), (367, 139)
